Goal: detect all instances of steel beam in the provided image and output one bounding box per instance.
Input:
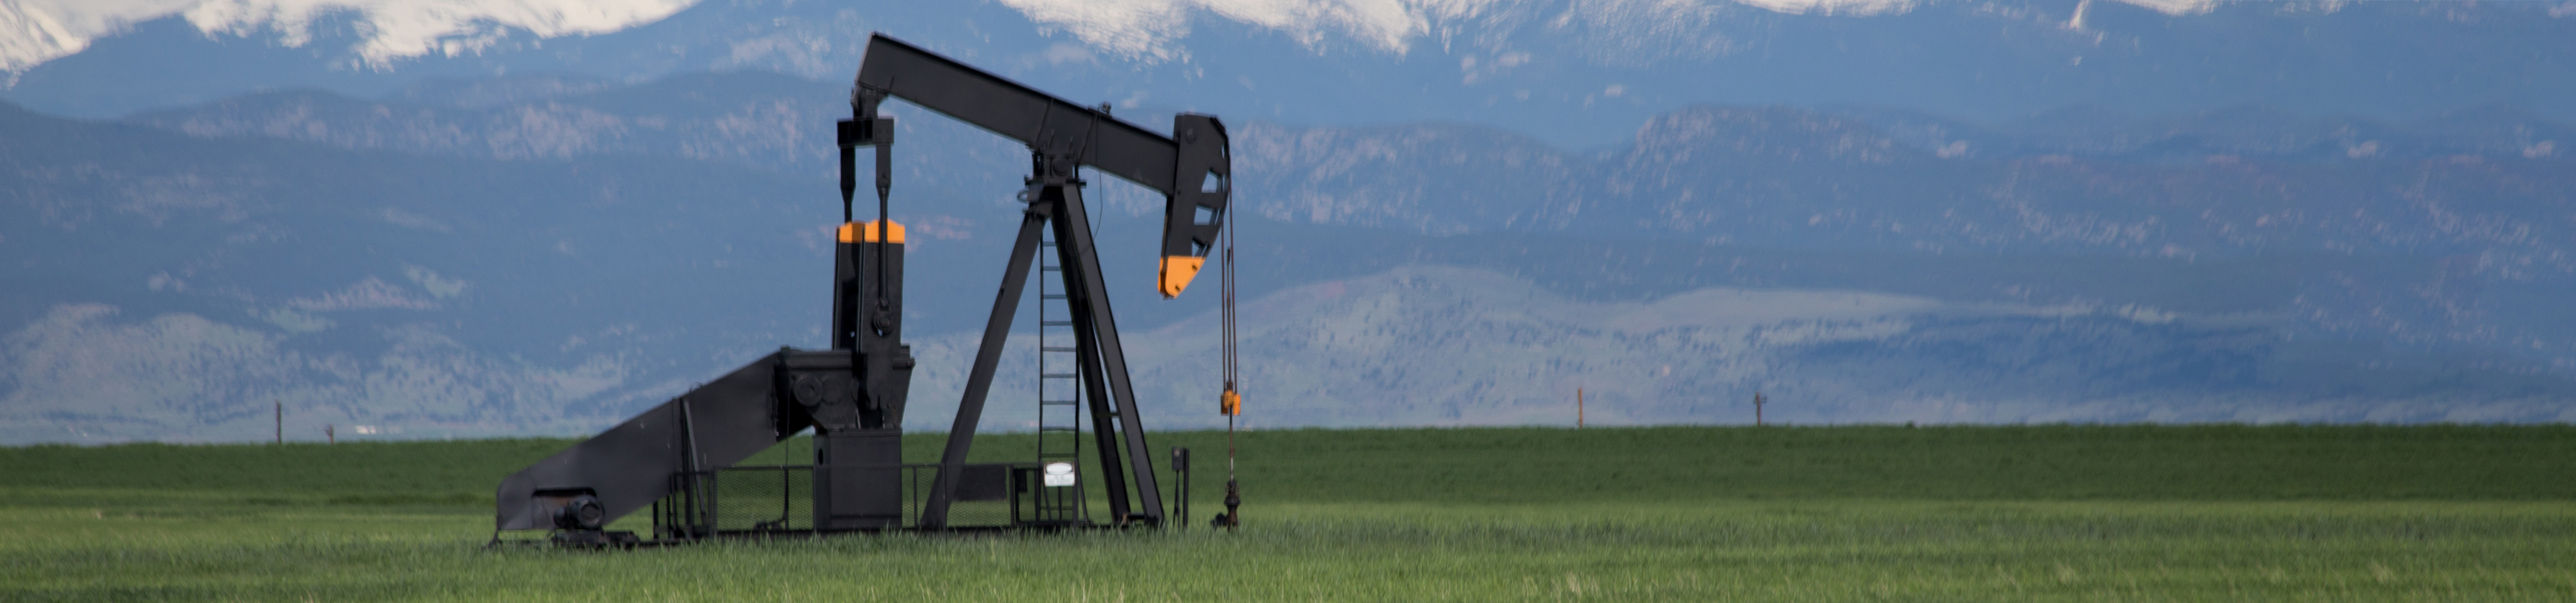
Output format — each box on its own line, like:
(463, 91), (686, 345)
(1048, 183), (1165, 524)
(921, 204), (1051, 528)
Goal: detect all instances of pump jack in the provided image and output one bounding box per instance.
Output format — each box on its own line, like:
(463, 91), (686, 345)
(493, 33), (1231, 543)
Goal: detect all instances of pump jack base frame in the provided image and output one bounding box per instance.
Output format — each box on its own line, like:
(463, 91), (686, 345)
(488, 33), (1223, 546)
(502, 518), (1112, 550)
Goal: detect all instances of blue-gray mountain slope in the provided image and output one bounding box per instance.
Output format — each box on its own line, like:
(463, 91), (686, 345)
(5, 70), (2575, 441)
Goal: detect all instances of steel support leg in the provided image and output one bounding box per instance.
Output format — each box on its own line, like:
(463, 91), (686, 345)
(1048, 184), (1165, 524)
(922, 206), (1050, 528)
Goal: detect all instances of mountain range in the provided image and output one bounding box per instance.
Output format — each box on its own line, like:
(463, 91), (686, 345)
(7, 0), (2575, 147)
(3, 0), (2573, 443)
(6, 66), (2574, 443)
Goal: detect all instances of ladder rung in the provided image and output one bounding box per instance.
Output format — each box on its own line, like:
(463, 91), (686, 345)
(1040, 346), (1077, 351)
(1041, 294), (1067, 300)
(1041, 267), (1061, 272)
(1041, 373), (1079, 379)
(1041, 321), (1073, 326)
(1041, 399), (1080, 405)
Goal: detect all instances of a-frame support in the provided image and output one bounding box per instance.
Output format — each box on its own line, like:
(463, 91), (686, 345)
(921, 169), (1165, 528)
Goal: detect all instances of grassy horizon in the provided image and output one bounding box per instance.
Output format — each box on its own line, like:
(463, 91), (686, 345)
(5, 424), (2573, 600)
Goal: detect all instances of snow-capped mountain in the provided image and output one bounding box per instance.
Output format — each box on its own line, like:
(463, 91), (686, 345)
(6, 1), (2575, 443)
(3, 0), (2221, 74)
(6, 0), (2572, 147)
(0, 0), (693, 72)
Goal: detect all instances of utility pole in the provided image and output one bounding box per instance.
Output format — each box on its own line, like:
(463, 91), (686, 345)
(1754, 390), (1766, 426)
(274, 401), (282, 444)
(1577, 388), (1585, 428)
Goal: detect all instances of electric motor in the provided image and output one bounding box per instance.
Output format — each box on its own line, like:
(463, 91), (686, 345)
(554, 494), (606, 531)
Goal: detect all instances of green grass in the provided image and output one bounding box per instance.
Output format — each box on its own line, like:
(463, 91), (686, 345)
(6, 424), (2575, 601)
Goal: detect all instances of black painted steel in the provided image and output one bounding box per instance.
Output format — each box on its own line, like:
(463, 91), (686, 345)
(652, 462), (1038, 537)
(861, 31), (1212, 528)
(853, 35), (1229, 274)
(814, 429), (903, 529)
(497, 32), (1226, 539)
(1170, 447), (1190, 528)
(497, 354), (792, 531)
(1048, 182), (1134, 522)
(853, 238), (912, 430)
(1048, 180), (1163, 523)
(921, 207), (1049, 528)
(1163, 114), (1232, 261)
(854, 36), (1179, 194)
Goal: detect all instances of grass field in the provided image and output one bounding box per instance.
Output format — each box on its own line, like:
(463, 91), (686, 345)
(4, 425), (2574, 601)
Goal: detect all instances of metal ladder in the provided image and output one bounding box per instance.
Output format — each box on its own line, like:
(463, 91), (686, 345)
(1032, 232), (1086, 524)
